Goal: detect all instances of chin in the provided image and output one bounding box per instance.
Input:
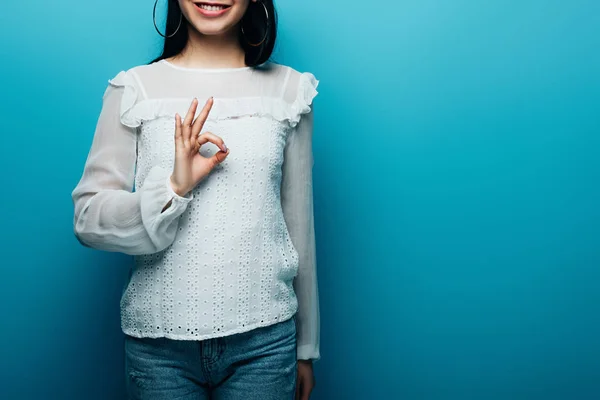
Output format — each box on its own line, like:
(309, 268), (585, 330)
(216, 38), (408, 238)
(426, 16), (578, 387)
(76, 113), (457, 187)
(191, 20), (236, 36)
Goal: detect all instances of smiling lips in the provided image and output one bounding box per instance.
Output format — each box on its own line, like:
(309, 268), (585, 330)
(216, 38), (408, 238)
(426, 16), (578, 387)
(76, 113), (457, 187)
(194, 2), (232, 17)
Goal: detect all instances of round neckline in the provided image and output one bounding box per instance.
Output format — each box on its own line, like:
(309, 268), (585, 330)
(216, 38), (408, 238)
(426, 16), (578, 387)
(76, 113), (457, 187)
(160, 59), (253, 73)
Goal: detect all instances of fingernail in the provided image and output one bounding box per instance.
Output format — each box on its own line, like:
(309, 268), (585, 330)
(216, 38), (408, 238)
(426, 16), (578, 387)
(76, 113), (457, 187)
(222, 143), (228, 152)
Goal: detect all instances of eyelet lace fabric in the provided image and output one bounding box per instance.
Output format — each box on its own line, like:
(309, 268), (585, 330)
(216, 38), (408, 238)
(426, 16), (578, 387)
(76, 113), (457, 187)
(71, 60), (320, 360)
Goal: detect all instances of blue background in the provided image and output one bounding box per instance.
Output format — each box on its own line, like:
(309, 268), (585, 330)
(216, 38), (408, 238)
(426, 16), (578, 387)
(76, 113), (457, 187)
(1, 0), (599, 399)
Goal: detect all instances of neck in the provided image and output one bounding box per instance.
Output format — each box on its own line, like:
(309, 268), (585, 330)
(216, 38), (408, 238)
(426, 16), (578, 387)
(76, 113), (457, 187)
(173, 26), (247, 69)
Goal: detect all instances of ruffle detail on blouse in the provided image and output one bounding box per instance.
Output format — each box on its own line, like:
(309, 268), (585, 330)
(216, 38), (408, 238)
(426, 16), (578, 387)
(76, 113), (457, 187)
(288, 72), (320, 127)
(107, 70), (141, 128)
(108, 71), (319, 129)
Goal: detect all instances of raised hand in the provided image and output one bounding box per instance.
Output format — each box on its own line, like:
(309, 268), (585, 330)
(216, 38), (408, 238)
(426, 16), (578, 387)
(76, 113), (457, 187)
(169, 97), (229, 197)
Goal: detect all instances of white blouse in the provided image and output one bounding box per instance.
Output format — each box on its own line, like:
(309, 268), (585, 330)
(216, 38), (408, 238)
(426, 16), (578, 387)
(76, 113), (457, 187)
(71, 59), (320, 360)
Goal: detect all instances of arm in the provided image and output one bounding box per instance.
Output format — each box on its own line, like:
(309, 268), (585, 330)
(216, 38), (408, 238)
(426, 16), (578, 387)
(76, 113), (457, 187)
(71, 76), (193, 256)
(281, 107), (321, 361)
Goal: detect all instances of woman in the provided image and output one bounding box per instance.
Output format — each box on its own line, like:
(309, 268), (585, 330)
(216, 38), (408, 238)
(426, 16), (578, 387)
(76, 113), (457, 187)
(71, 0), (320, 399)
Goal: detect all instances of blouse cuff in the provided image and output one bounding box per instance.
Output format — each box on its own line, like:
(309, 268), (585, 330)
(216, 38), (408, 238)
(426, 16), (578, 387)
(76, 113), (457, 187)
(297, 344), (320, 362)
(139, 165), (193, 249)
(165, 174), (194, 204)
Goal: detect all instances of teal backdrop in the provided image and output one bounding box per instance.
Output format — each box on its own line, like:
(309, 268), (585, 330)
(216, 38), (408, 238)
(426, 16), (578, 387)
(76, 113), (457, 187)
(1, 1), (599, 399)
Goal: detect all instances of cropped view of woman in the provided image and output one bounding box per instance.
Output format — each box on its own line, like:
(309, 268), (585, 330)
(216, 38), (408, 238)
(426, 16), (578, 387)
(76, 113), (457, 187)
(71, 1), (320, 399)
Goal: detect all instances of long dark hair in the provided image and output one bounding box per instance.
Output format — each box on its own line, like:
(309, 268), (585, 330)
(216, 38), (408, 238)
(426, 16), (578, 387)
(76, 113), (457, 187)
(151, 0), (277, 67)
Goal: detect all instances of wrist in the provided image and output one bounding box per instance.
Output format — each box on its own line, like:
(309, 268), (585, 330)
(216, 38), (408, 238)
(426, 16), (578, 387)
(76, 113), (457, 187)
(169, 176), (189, 198)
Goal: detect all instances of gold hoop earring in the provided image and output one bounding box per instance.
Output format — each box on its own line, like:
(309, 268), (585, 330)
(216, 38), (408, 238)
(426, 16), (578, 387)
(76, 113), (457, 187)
(153, 0), (183, 38)
(241, 0), (270, 47)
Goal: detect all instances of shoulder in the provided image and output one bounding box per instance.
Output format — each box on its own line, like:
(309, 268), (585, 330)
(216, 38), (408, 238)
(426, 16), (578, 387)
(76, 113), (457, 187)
(126, 61), (168, 78)
(261, 61), (319, 104)
(260, 61), (318, 85)
(107, 61), (164, 89)
(260, 62), (319, 127)
(103, 63), (161, 128)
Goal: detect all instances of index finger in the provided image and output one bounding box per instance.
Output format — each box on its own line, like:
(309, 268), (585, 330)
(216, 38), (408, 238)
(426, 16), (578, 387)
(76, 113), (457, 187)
(192, 97), (214, 136)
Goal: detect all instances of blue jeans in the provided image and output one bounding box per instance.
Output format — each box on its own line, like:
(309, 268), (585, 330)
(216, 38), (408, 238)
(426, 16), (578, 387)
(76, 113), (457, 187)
(124, 317), (297, 400)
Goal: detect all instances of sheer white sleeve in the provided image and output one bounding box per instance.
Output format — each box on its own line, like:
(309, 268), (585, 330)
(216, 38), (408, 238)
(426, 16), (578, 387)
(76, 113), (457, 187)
(281, 106), (321, 361)
(71, 72), (193, 256)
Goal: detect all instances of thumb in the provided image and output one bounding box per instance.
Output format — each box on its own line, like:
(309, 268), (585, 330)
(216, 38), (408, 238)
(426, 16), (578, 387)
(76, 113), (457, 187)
(209, 149), (229, 167)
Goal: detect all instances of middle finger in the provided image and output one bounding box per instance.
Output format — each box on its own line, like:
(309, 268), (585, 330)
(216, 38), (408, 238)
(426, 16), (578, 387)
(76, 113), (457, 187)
(192, 97), (214, 137)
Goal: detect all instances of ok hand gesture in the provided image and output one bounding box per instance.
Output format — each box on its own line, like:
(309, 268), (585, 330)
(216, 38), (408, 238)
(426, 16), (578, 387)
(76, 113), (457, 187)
(169, 97), (229, 197)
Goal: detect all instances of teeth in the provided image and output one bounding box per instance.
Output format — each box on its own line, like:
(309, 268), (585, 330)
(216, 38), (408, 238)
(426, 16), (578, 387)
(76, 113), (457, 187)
(199, 4), (227, 11)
